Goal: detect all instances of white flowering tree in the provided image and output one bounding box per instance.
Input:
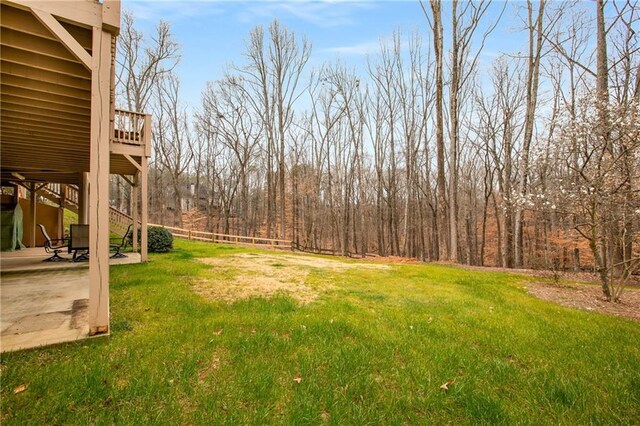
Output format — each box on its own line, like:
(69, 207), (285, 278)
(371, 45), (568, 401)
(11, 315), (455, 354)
(535, 96), (640, 301)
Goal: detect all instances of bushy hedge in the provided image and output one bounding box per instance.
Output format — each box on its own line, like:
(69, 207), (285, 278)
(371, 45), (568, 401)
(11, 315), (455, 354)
(148, 226), (173, 253)
(130, 226), (174, 253)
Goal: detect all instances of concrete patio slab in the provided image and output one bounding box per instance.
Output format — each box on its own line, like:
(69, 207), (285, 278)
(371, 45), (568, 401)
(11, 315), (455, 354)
(1, 269), (90, 353)
(1, 247), (141, 273)
(1, 248), (141, 352)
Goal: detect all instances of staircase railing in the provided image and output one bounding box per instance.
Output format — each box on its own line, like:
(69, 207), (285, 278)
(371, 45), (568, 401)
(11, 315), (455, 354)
(40, 183), (135, 237)
(109, 207), (135, 235)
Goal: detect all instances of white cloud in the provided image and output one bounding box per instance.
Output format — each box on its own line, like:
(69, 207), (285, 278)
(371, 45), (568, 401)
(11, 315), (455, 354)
(322, 33), (409, 57)
(124, 0), (377, 28)
(322, 40), (379, 56)
(235, 0), (376, 28)
(124, 0), (224, 22)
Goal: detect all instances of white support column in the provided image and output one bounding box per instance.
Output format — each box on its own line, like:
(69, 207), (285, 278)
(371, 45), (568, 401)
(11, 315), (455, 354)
(29, 182), (37, 247)
(141, 156), (148, 262)
(132, 172), (139, 253)
(88, 27), (112, 335)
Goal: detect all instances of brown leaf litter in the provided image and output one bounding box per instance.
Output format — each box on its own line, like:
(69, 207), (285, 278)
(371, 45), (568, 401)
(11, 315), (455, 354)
(450, 263), (639, 321)
(526, 281), (640, 321)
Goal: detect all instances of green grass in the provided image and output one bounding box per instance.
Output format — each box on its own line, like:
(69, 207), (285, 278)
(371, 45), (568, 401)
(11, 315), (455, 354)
(63, 209), (130, 251)
(62, 209), (77, 237)
(2, 239), (639, 424)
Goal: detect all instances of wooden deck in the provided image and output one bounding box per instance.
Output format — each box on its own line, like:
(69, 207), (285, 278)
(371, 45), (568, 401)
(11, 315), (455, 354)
(1, 0), (148, 338)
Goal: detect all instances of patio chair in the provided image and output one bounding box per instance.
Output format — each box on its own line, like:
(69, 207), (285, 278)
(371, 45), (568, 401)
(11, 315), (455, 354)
(110, 224), (132, 259)
(38, 224), (68, 262)
(69, 224), (89, 262)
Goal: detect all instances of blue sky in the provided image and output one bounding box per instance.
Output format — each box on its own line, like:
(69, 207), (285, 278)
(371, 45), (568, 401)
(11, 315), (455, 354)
(123, 0), (532, 109)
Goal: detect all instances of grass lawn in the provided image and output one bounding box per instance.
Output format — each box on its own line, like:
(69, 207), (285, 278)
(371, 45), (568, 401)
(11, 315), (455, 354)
(2, 239), (639, 424)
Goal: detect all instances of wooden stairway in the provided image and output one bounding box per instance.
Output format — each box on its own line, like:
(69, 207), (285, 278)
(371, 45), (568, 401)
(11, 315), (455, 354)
(39, 183), (134, 237)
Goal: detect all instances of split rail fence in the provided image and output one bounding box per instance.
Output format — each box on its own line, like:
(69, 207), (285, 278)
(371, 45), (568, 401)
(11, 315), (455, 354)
(149, 223), (380, 258)
(148, 224), (292, 250)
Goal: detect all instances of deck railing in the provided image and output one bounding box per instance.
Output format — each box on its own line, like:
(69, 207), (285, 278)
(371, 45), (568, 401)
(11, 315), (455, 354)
(43, 183), (78, 206)
(113, 109), (150, 150)
(64, 185), (78, 205)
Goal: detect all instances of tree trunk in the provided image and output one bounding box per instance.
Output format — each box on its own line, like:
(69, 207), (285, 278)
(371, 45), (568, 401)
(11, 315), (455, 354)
(515, 0), (545, 268)
(430, 0), (448, 260)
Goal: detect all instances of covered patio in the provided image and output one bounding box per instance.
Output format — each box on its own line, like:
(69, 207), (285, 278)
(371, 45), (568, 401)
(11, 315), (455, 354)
(1, 249), (140, 352)
(1, 0), (150, 351)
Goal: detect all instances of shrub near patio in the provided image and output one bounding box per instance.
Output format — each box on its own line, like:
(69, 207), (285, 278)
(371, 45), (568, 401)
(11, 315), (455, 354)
(1, 239), (639, 424)
(130, 226), (173, 253)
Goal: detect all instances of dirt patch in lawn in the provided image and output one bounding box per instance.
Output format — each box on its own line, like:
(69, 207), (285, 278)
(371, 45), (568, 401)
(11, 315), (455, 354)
(193, 253), (389, 305)
(525, 281), (640, 321)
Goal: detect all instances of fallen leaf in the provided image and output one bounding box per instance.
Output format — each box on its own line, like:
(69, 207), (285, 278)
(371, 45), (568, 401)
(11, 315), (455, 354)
(213, 329), (224, 336)
(440, 380), (454, 391)
(294, 376), (302, 383)
(198, 356), (221, 381)
(13, 384), (27, 394)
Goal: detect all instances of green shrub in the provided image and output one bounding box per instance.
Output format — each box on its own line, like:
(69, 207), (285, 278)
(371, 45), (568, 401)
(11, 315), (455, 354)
(130, 226), (174, 253)
(148, 226), (173, 252)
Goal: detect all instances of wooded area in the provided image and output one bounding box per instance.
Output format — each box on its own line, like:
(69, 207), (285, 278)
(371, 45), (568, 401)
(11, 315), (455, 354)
(113, 0), (639, 301)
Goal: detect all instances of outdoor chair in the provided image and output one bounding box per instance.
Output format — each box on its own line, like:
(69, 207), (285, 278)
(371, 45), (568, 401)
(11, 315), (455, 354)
(69, 224), (90, 262)
(110, 224), (132, 259)
(38, 224), (68, 262)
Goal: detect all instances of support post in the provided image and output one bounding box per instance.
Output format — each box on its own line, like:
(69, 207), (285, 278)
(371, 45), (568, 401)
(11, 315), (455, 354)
(132, 172), (139, 253)
(141, 155), (148, 262)
(78, 172), (90, 224)
(11, 184), (19, 204)
(77, 177), (84, 224)
(88, 27), (111, 335)
(29, 182), (37, 247)
(58, 184), (66, 239)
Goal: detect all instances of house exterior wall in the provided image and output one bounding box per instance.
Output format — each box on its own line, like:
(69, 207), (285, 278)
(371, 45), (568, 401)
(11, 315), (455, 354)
(1, 194), (62, 245)
(17, 199), (62, 245)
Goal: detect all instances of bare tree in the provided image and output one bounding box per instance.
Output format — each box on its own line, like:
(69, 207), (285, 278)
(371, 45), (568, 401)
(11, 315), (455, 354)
(422, 0), (448, 260)
(514, 0), (549, 268)
(115, 11), (180, 222)
(237, 20), (311, 239)
(154, 73), (193, 227)
(116, 11), (180, 112)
